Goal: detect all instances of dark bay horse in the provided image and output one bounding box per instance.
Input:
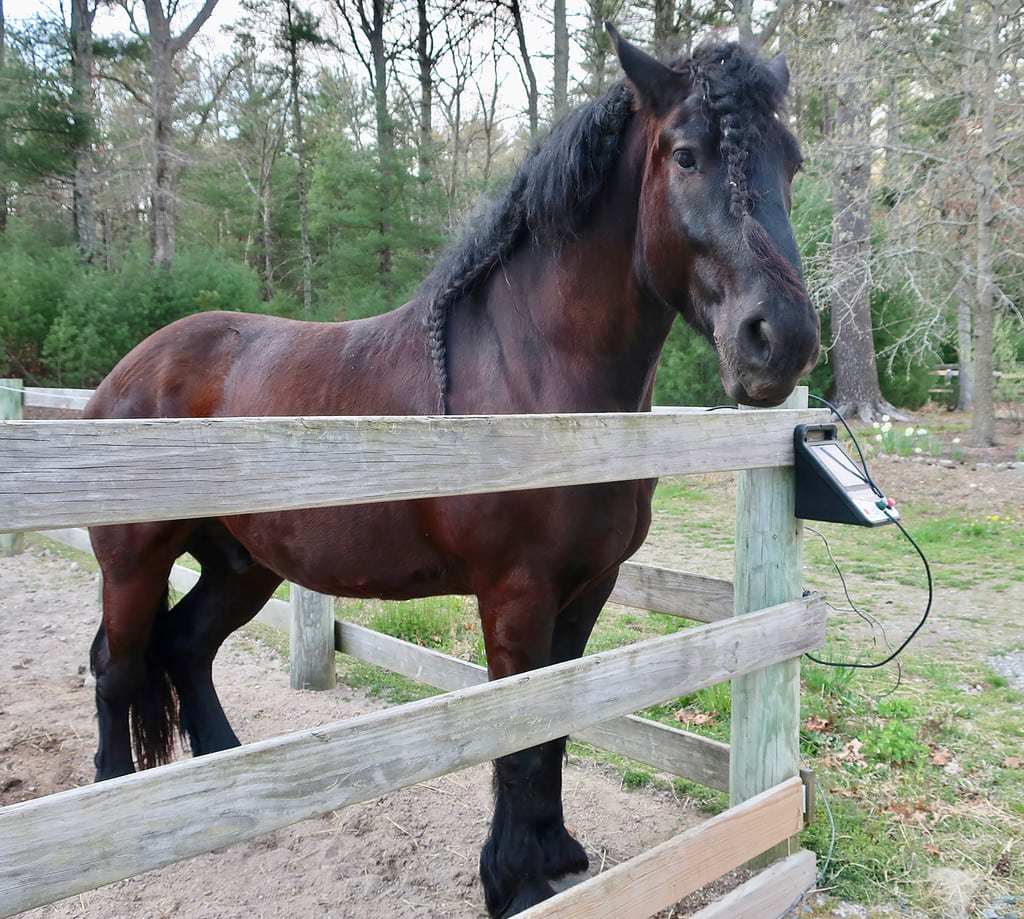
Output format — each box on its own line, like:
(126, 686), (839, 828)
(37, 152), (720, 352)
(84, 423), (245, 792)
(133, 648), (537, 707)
(84, 26), (819, 917)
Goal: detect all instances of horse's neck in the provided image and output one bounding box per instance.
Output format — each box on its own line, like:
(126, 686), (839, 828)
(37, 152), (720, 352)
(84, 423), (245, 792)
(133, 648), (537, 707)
(473, 220), (676, 413)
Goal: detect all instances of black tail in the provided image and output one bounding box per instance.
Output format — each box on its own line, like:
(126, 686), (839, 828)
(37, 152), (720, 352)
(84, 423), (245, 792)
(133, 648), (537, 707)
(128, 587), (181, 770)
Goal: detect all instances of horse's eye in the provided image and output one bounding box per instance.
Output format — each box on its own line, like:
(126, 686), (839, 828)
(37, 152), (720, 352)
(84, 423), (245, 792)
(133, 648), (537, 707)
(673, 148), (698, 171)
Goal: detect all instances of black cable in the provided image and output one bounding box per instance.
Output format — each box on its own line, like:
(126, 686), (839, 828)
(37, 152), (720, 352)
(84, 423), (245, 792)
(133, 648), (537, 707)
(801, 393), (934, 670)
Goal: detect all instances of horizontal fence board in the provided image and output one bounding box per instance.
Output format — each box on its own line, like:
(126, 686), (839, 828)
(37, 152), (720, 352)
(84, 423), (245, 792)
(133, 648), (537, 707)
(23, 387), (93, 411)
(337, 620), (732, 790)
(518, 777), (805, 919)
(1, 409), (823, 532)
(687, 849), (816, 919)
(34, 529), (731, 789)
(338, 619), (483, 691)
(612, 562), (733, 622)
(574, 715), (730, 792)
(0, 597), (824, 916)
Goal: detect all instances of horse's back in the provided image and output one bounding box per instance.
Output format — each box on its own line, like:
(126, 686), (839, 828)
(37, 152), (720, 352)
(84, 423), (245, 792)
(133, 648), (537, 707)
(84, 308), (433, 421)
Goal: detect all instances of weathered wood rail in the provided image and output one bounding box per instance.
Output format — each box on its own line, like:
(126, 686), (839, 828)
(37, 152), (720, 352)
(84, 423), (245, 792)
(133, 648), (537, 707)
(1, 381), (827, 918)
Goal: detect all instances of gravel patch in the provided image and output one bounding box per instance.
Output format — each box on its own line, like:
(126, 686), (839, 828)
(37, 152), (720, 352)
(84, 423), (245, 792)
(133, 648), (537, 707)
(988, 650), (1024, 690)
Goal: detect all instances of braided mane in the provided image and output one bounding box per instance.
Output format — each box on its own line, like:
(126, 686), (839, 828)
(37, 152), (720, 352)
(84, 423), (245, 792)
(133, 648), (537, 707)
(421, 40), (791, 411)
(680, 42), (792, 218)
(420, 82), (635, 411)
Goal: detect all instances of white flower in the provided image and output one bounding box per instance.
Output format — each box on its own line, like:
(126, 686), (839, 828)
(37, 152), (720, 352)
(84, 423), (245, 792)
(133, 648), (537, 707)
(873, 421), (881, 430)
(876, 434), (883, 441)
(952, 437), (961, 444)
(905, 426), (915, 437)
(916, 428), (927, 436)
(882, 414), (891, 423)
(914, 447), (922, 454)
(881, 421), (892, 433)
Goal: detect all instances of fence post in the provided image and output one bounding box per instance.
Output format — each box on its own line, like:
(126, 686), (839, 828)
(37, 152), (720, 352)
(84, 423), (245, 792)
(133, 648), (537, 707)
(289, 585), (337, 690)
(730, 385), (806, 865)
(1, 379), (25, 557)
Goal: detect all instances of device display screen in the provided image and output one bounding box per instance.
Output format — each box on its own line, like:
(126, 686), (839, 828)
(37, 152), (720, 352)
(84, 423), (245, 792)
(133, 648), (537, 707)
(815, 442), (869, 489)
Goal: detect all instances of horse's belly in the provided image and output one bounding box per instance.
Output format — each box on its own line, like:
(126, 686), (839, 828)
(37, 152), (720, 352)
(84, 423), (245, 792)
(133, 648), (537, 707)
(221, 501), (462, 601)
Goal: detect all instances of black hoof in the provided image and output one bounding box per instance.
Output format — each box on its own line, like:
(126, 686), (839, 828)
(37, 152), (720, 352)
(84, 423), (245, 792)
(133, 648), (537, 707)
(541, 824), (589, 880)
(491, 876), (556, 918)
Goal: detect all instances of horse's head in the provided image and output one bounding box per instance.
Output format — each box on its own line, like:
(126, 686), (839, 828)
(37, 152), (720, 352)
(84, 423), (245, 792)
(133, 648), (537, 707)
(609, 25), (820, 407)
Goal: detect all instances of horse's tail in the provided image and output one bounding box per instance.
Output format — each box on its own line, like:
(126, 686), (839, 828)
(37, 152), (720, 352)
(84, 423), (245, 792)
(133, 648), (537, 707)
(129, 586), (181, 770)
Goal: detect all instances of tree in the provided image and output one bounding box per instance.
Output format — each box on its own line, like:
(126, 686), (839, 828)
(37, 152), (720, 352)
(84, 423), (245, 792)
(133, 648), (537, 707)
(70, 0), (98, 263)
(552, 0), (569, 119)
(1, 0), (7, 233)
(134, 0), (219, 269)
(732, 0), (797, 49)
(969, 0), (1001, 446)
(279, 0), (319, 312)
(220, 35), (289, 297)
(504, 0), (538, 140)
(827, 0), (901, 421)
(0, 17), (84, 205)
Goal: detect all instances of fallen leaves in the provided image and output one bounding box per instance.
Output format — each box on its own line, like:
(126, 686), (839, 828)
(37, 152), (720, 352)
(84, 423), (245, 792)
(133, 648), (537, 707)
(673, 708), (718, 728)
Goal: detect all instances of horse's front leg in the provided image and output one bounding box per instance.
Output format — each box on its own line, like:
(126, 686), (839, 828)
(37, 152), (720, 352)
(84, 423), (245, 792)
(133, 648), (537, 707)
(477, 571), (616, 918)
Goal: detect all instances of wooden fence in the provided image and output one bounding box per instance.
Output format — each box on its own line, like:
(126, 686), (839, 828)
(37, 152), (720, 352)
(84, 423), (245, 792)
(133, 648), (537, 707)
(0, 379), (827, 918)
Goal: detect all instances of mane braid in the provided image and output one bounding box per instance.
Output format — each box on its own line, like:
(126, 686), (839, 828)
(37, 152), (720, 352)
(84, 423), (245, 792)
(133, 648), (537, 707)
(420, 83), (636, 413)
(685, 42), (789, 218)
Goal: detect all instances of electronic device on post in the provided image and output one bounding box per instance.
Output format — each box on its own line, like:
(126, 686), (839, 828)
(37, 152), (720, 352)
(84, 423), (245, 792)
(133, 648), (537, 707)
(793, 423), (899, 527)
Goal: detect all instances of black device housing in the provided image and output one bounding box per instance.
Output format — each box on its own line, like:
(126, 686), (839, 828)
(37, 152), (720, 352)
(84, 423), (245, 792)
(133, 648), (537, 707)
(793, 423), (899, 527)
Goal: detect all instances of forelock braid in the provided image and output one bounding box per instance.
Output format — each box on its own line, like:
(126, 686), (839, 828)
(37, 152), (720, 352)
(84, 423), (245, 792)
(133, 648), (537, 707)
(689, 42), (784, 219)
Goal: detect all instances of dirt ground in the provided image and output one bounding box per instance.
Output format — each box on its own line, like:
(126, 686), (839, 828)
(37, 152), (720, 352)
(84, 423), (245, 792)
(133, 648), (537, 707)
(1, 542), (722, 918)
(2, 407), (1021, 918)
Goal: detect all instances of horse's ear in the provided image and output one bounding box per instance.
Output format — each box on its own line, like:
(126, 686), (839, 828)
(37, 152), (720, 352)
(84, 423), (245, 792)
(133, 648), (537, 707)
(606, 22), (689, 112)
(765, 53), (790, 96)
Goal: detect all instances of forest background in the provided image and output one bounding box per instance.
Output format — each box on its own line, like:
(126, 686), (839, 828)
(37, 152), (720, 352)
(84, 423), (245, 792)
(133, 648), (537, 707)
(1, 0), (1022, 444)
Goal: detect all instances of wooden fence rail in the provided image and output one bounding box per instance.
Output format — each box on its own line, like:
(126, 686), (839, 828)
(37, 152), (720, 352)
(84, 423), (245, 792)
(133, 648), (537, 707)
(0, 409), (819, 533)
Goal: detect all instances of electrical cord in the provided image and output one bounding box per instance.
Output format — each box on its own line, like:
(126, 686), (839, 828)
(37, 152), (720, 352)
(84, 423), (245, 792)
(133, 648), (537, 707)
(803, 393), (933, 670)
(702, 394), (933, 671)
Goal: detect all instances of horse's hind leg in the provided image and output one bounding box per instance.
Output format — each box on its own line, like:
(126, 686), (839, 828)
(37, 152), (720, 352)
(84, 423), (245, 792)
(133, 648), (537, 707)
(163, 566), (283, 756)
(162, 524), (283, 757)
(477, 571), (616, 918)
(90, 526), (188, 780)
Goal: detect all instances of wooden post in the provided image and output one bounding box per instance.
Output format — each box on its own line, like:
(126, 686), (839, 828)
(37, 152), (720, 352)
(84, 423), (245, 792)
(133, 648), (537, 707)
(289, 585), (336, 690)
(1, 379), (25, 557)
(730, 386), (806, 865)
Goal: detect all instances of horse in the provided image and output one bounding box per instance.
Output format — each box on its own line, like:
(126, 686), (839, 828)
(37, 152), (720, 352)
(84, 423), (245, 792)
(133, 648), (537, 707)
(83, 25), (819, 917)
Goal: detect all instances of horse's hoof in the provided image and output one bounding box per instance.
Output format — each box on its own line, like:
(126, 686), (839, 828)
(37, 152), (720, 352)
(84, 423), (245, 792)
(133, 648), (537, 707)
(541, 825), (589, 880)
(492, 877), (556, 918)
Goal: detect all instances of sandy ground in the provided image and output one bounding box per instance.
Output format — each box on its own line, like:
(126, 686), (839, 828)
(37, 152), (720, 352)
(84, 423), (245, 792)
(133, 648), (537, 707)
(0, 541), (711, 919)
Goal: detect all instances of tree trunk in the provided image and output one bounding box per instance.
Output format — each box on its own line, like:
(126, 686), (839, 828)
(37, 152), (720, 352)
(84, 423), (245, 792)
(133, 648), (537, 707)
(71, 0), (97, 264)
(283, 0), (314, 314)
(970, 0), (1000, 447)
(141, 0), (219, 270)
(150, 29), (176, 270)
(653, 0), (676, 60)
(368, 0), (395, 306)
(829, 0), (895, 422)
(1, 0), (8, 234)
(416, 0), (435, 182)
(552, 0), (569, 120)
(508, 0), (538, 141)
(954, 0), (975, 413)
(955, 236), (975, 411)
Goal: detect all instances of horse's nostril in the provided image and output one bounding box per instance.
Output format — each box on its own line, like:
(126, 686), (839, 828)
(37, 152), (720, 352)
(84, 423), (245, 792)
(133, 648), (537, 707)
(741, 317), (773, 365)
